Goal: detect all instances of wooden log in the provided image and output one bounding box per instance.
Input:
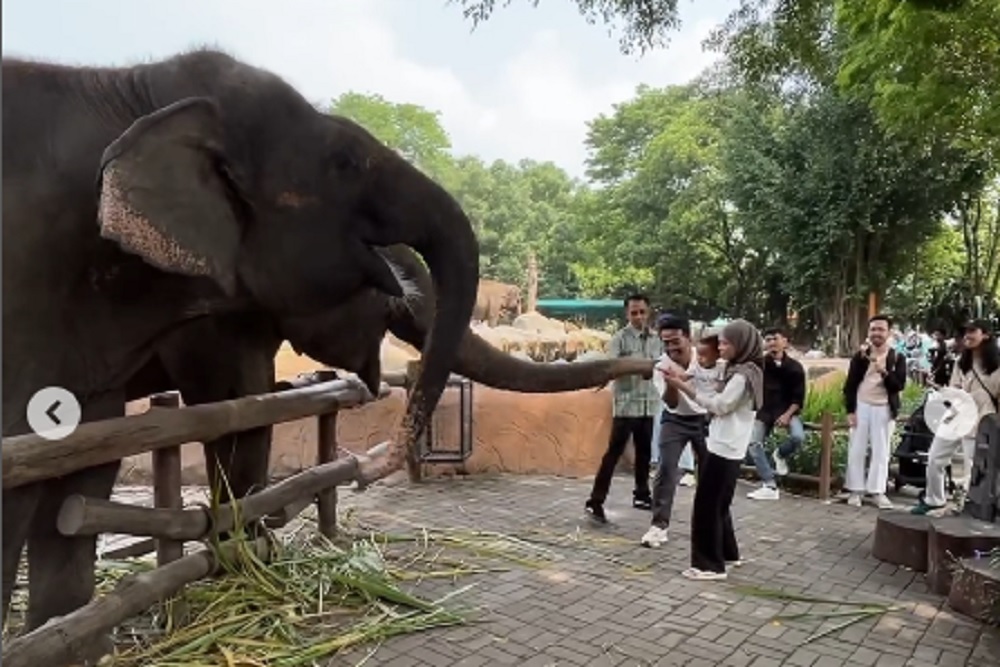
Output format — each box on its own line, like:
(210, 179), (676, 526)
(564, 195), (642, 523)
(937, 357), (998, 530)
(818, 411), (833, 501)
(316, 411), (339, 537)
(3, 378), (388, 489)
(738, 466), (839, 487)
(150, 392), (184, 567)
(947, 556), (1000, 624)
(263, 496), (315, 529)
(57, 496), (206, 540)
(2, 537), (270, 667)
(58, 442), (389, 541)
(101, 538), (155, 561)
(872, 511), (932, 572)
(927, 516), (1000, 595)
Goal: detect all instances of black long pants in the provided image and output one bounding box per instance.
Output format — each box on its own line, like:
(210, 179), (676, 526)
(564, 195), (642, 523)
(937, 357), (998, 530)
(651, 412), (707, 528)
(690, 452), (741, 573)
(590, 416), (653, 504)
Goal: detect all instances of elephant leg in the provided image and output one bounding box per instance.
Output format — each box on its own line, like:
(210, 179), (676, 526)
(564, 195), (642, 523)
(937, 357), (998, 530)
(26, 460), (121, 638)
(2, 483), (44, 628)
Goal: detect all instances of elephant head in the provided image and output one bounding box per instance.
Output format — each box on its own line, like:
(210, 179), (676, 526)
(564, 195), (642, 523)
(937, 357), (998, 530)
(95, 51), (479, 473)
(280, 245), (654, 394)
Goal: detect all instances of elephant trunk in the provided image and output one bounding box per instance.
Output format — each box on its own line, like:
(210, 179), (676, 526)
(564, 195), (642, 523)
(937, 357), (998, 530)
(359, 158), (479, 476)
(387, 302), (654, 392)
(453, 332), (655, 392)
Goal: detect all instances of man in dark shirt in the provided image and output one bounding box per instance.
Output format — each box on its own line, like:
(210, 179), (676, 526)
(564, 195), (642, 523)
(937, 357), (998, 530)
(928, 327), (953, 387)
(747, 328), (807, 500)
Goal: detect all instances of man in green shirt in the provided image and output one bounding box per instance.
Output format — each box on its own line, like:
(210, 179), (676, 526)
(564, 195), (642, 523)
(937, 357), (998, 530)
(586, 294), (664, 522)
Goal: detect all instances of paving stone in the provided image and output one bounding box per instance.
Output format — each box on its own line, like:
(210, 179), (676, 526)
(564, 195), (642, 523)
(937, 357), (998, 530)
(103, 477), (993, 667)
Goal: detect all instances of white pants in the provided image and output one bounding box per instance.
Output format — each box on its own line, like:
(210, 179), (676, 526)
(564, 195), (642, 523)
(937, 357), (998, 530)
(924, 435), (976, 507)
(846, 401), (894, 495)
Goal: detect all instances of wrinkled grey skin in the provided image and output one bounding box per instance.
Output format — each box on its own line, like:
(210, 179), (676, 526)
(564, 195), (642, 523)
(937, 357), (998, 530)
(2, 50), (478, 646)
(133, 245), (656, 514)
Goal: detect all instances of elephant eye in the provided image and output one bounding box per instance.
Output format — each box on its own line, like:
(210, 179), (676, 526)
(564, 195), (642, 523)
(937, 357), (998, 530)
(327, 149), (358, 173)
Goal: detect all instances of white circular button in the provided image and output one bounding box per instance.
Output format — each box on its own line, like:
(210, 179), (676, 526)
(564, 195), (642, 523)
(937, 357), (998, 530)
(26, 387), (82, 440)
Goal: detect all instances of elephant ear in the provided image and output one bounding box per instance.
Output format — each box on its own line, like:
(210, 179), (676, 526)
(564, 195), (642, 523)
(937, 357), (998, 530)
(97, 97), (244, 295)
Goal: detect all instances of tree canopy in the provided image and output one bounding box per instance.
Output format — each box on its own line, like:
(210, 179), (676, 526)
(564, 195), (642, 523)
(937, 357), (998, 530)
(333, 0), (999, 347)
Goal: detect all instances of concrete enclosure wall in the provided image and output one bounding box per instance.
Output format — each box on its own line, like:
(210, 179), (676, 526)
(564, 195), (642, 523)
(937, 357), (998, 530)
(119, 385), (621, 484)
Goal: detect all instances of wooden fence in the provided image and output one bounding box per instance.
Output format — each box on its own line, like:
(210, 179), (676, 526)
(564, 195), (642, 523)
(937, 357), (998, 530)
(739, 410), (921, 500)
(740, 411), (837, 500)
(1, 371), (394, 667)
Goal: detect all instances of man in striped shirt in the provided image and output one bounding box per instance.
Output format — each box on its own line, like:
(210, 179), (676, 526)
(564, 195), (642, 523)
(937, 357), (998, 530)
(586, 294), (664, 522)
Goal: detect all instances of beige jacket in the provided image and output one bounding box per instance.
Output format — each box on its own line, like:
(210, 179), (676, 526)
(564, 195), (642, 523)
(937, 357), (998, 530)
(950, 358), (1000, 435)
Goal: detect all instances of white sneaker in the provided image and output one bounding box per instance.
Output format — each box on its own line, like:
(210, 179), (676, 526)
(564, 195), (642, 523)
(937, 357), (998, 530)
(773, 451), (789, 477)
(748, 486), (780, 500)
(682, 567), (727, 581)
(640, 525), (669, 548)
(847, 493), (863, 507)
(872, 494), (894, 510)
(679, 472), (696, 487)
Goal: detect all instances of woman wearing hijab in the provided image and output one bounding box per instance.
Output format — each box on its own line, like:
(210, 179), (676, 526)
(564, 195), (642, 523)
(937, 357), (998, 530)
(660, 319), (764, 580)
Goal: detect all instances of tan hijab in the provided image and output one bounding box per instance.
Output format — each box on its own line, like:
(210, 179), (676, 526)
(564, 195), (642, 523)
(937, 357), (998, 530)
(721, 319), (765, 410)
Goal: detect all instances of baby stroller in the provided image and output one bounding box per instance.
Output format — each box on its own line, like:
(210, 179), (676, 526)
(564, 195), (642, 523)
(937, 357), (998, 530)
(891, 393), (956, 495)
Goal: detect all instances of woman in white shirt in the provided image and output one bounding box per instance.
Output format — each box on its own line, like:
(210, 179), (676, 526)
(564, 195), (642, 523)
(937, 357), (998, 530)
(661, 319), (764, 581)
(911, 319), (1000, 515)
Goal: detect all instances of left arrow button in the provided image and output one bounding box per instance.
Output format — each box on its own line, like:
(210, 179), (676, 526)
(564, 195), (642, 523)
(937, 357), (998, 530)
(27, 387), (81, 440)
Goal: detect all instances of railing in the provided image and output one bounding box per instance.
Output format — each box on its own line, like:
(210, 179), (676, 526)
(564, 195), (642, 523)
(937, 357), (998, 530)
(1, 372), (390, 667)
(739, 410), (918, 500)
(739, 411), (837, 500)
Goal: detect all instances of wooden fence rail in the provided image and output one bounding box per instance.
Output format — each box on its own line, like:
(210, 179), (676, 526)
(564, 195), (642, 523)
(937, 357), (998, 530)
(2, 376), (385, 489)
(1, 372), (391, 667)
(736, 411), (837, 500)
(739, 410), (915, 500)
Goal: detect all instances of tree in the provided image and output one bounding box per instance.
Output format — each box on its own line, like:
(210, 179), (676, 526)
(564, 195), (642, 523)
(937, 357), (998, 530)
(720, 86), (983, 351)
(882, 221), (965, 326)
(582, 83), (784, 320)
(837, 0), (1000, 157)
(450, 0), (683, 53)
(706, 1), (1000, 158)
(706, 0), (838, 87)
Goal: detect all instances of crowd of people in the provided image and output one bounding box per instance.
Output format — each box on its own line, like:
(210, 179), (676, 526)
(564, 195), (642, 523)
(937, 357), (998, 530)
(583, 294), (1000, 581)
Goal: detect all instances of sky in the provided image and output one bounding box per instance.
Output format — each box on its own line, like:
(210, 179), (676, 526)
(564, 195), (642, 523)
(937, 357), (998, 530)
(3, 0), (733, 179)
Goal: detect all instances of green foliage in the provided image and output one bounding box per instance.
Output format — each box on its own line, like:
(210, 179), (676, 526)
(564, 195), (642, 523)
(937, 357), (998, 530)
(327, 67), (988, 338)
(449, 0), (682, 54)
(720, 85), (982, 350)
(800, 377), (847, 423)
(837, 0), (1000, 158)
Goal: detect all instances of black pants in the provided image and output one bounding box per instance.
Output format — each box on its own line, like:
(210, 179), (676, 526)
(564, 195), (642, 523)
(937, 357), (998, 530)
(690, 452), (741, 573)
(651, 412), (707, 528)
(590, 416), (653, 504)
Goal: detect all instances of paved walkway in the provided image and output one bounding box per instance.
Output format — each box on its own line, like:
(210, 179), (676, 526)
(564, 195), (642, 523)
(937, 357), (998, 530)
(323, 474), (998, 667)
(104, 475), (998, 667)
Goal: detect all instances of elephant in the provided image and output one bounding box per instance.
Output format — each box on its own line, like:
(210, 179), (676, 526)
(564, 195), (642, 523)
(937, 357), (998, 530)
(1, 50), (479, 645)
(474, 279), (522, 326)
(128, 244), (656, 514)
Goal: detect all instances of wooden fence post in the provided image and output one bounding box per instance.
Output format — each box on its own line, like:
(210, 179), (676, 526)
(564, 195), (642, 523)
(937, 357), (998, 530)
(405, 360), (423, 483)
(316, 411), (338, 537)
(819, 411), (834, 501)
(309, 370), (340, 538)
(150, 392), (183, 566)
